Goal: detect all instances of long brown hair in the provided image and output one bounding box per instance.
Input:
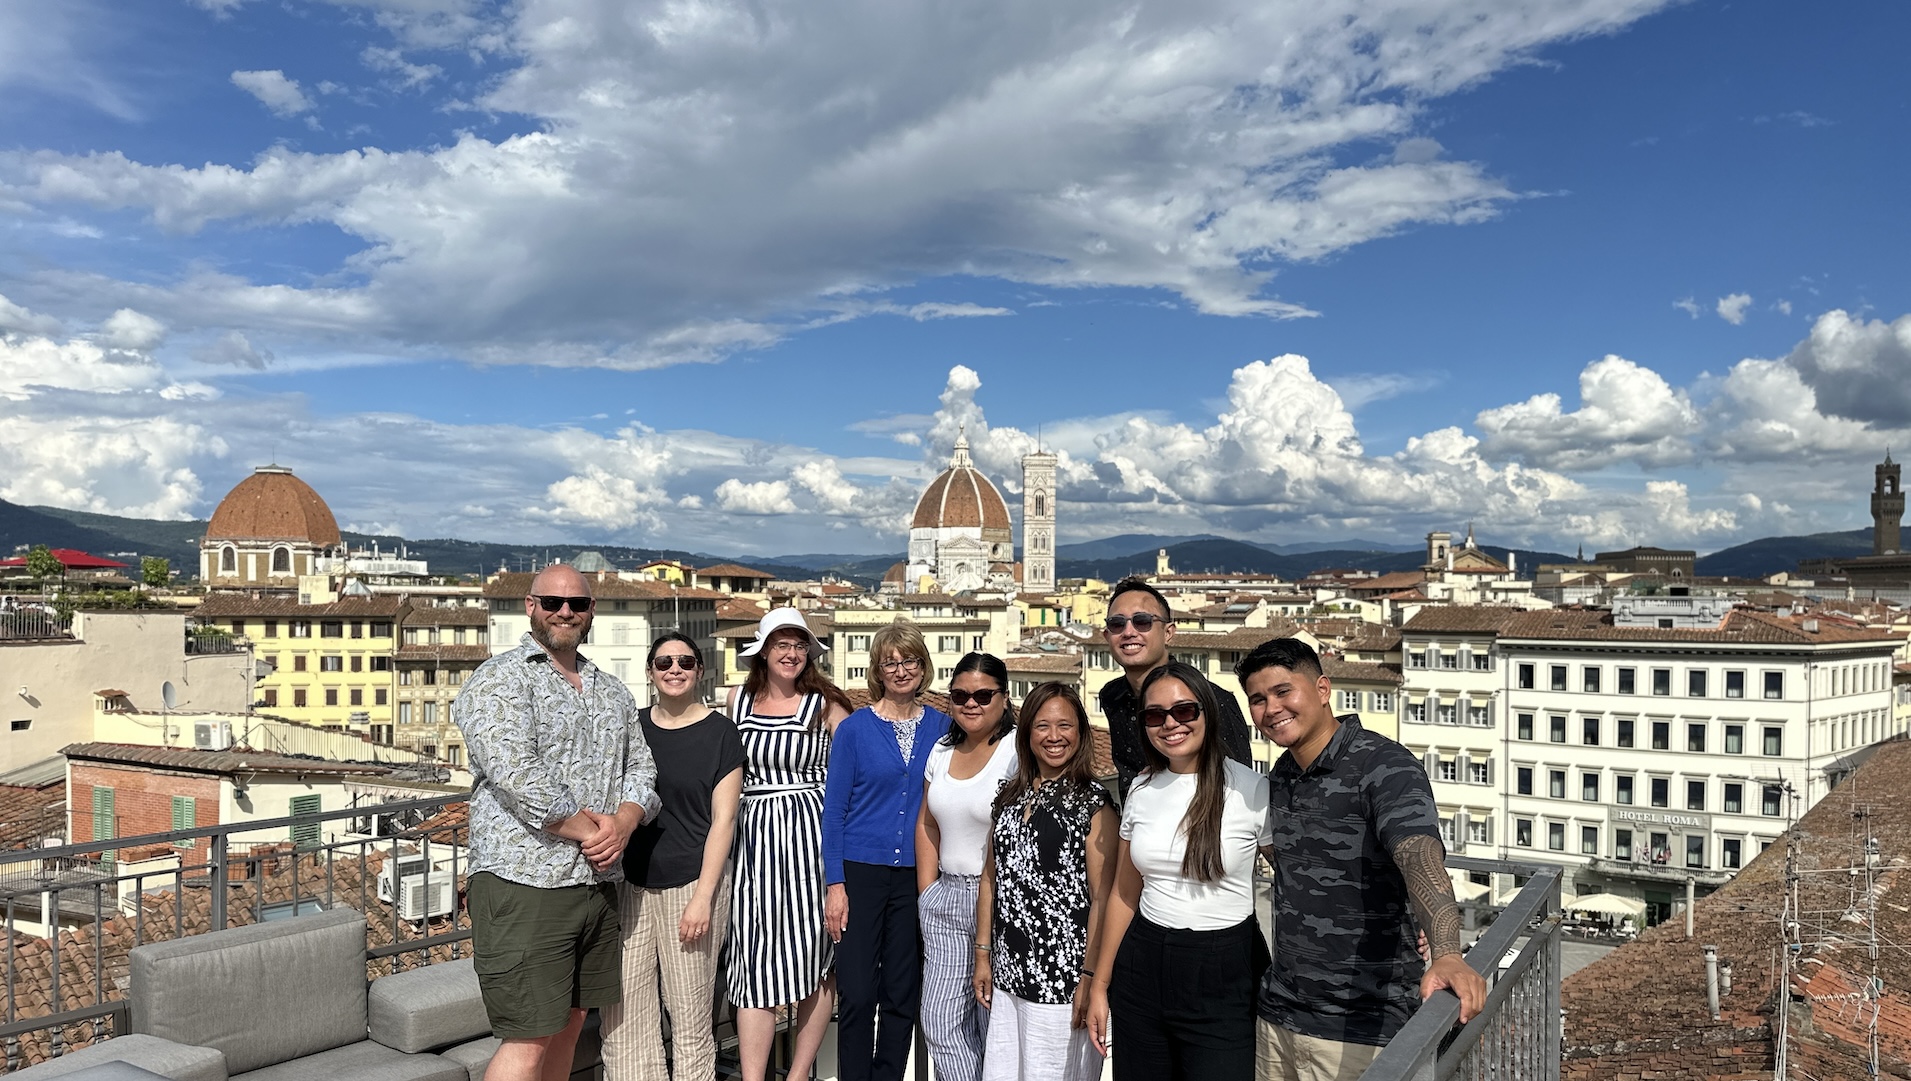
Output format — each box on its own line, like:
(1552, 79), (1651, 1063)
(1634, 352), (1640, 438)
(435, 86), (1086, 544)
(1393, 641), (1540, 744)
(1138, 662), (1228, 883)
(743, 635), (851, 732)
(992, 682), (1097, 820)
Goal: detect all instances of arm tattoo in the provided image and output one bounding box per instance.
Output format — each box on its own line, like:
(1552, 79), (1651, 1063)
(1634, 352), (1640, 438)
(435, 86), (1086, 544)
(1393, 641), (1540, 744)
(1392, 834), (1464, 960)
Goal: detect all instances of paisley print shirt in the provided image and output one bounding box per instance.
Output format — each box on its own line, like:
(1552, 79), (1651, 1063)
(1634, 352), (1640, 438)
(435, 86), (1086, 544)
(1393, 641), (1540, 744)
(989, 778), (1112, 1004)
(455, 633), (662, 888)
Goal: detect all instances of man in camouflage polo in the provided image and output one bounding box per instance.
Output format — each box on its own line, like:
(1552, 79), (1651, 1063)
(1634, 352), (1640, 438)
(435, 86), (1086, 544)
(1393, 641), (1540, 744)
(1238, 637), (1485, 1081)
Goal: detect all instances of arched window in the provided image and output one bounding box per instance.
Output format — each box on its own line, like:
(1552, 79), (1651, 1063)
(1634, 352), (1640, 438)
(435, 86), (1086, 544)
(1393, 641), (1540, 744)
(220, 546), (237, 573)
(271, 547), (291, 573)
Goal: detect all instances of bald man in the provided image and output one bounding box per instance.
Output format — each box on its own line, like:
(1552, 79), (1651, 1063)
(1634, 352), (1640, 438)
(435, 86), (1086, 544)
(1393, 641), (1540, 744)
(454, 564), (662, 1081)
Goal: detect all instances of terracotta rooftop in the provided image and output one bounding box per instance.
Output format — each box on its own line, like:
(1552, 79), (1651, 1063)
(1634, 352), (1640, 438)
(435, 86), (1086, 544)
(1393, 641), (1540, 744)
(1498, 607), (1901, 646)
(1320, 658), (1402, 685)
(398, 606), (488, 627)
(0, 781), (65, 849)
(698, 563), (776, 580)
(1003, 653), (1084, 673)
(903, 594), (1011, 608)
(910, 452), (1012, 532)
(196, 594), (406, 619)
(394, 644), (491, 663)
(1401, 606), (1525, 634)
(1357, 571), (1430, 591)
(61, 743), (395, 777)
(481, 572), (726, 602)
(204, 466), (342, 546)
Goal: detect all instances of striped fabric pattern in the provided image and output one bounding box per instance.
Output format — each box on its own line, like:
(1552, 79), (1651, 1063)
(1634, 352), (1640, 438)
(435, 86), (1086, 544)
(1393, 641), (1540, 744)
(724, 691), (834, 1009)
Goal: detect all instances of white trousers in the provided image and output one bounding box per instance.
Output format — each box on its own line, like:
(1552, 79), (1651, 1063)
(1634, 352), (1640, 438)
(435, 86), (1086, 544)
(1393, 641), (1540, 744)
(979, 989), (1102, 1081)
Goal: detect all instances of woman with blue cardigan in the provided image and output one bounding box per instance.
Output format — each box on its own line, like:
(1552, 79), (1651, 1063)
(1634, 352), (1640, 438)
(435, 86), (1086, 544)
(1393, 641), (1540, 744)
(824, 620), (953, 1081)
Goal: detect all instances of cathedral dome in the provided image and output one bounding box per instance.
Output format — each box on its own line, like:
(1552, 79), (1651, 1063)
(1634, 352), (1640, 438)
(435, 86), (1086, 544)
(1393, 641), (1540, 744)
(911, 435), (1012, 531)
(205, 466), (342, 546)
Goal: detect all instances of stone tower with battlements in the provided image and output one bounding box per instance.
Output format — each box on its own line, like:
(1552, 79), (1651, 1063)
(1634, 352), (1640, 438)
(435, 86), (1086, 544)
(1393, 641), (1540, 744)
(1874, 451), (1903, 556)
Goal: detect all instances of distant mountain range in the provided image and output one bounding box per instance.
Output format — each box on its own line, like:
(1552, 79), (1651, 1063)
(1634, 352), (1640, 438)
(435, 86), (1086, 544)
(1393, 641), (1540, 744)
(0, 497), (1884, 588)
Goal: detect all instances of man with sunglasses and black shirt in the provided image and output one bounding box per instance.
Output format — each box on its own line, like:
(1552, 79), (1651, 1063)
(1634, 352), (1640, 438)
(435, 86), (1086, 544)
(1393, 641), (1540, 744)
(455, 564), (661, 1081)
(1097, 576), (1255, 797)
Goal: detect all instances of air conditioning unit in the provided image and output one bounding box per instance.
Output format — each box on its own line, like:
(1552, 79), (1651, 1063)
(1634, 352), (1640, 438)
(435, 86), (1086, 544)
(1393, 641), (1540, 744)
(397, 872), (458, 921)
(376, 854), (434, 903)
(194, 720), (232, 751)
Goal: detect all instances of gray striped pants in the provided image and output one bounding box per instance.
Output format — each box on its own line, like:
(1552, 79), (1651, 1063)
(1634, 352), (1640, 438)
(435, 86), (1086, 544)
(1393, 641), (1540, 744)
(919, 872), (989, 1081)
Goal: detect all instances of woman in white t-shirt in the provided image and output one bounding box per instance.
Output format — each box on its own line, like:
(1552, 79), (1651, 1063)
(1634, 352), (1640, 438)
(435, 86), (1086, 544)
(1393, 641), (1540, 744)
(916, 652), (1021, 1081)
(1085, 661), (1271, 1081)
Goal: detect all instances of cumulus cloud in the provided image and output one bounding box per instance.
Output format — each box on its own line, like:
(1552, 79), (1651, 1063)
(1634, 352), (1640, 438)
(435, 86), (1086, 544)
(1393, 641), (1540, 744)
(791, 460), (864, 515)
(98, 308), (166, 350)
(1673, 297), (1701, 318)
(230, 69), (315, 118)
(1716, 293), (1752, 325)
(0, 292), (63, 336)
(192, 330), (272, 369)
(715, 479), (798, 515)
(1475, 356), (1701, 469)
(1779, 309), (1911, 425)
(2, 0), (1674, 369)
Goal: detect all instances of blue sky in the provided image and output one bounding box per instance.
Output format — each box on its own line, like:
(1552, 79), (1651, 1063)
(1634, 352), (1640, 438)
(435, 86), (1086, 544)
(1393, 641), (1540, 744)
(2, 0), (1908, 558)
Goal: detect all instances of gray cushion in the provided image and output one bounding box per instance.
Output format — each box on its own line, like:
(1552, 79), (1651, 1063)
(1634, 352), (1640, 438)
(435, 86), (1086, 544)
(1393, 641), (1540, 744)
(368, 959), (490, 1054)
(437, 1036), (497, 1081)
(130, 908), (369, 1076)
(231, 1041), (464, 1081)
(9, 1034), (227, 1081)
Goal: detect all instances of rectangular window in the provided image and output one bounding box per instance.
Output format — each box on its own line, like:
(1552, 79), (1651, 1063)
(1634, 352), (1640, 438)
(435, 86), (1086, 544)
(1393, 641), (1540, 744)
(1764, 671), (1783, 700)
(350, 655), (362, 673)
(289, 794), (321, 849)
(262, 689), (278, 708)
(1581, 825), (1598, 856)
(1408, 650), (1426, 669)
(1763, 726), (1783, 756)
(1652, 721), (1670, 750)
(398, 702), (413, 724)
(290, 620), (311, 638)
(293, 655), (307, 673)
(1652, 668), (1672, 696)
(1437, 759), (1458, 783)
(1547, 822), (1565, 851)
(1467, 703), (1490, 727)
(972, 635), (985, 652)
(92, 785), (116, 853)
(1582, 717), (1600, 746)
(370, 656), (391, 672)
(293, 688), (308, 708)
(320, 621), (343, 638)
(1583, 667), (1601, 693)
(1725, 724), (1744, 754)
(1650, 777), (1669, 808)
(1722, 838), (1742, 869)
(1762, 785), (1783, 816)
(424, 669), (438, 686)
(422, 702), (438, 724)
(1581, 772), (1599, 801)
(1617, 667), (1636, 695)
(1516, 766), (1534, 796)
(1687, 723), (1705, 753)
(1615, 774), (1634, 805)
(1549, 770), (1566, 799)
(399, 670), (413, 686)
(1472, 652), (1491, 671)
(320, 655), (342, 673)
(1615, 828), (1633, 860)
(1517, 713), (1534, 741)
(350, 621), (364, 639)
(349, 689), (362, 706)
(1617, 719), (1635, 748)
(1725, 670), (1745, 699)
(1550, 665), (1568, 692)
(1337, 690), (1361, 712)
(1685, 835), (1705, 869)
(849, 634), (871, 651)
(1689, 670), (1708, 697)
(1467, 760), (1489, 784)
(1439, 650), (1458, 670)
(371, 622), (392, 638)
(937, 635), (961, 653)
(1687, 780), (1706, 811)
(171, 795), (197, 849)
(374, 689), (387, 706)
(264, 620), (278, 638)
(1516, 819), (1533, 847)
(1373, 692), (1394, 712)
(1407, 700), (1427, 724)
(324, 689), (338, 707)
(1549, 716), (1567, 743)
(1467, 818), (1490, 843)
(1517, 663), (1535, 690)
(1723, 782), (1743, 814)
(1435, 702), (1457, 725)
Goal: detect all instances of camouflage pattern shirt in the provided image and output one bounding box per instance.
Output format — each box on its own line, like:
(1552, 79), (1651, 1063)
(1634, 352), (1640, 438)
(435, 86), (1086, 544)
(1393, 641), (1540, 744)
(1260, 715), (1442, 1045)
(455, 633), (662, 888)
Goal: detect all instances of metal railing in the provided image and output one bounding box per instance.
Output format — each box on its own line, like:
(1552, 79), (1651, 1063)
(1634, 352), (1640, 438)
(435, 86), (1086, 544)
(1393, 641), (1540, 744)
(183, 632), (241, 655)
(0, 610), (70, 641)
(1362, 856), (1564, 1081)
(0, 794), (471, 1071)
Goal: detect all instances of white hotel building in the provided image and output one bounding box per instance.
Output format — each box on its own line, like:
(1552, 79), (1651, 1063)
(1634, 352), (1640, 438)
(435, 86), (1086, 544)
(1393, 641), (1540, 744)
(1399, 597), (1903, 919)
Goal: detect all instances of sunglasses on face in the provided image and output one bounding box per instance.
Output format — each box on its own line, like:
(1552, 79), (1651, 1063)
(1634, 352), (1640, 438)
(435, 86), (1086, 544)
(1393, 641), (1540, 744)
(1104, 612), (1168, 633)
(948, 688), (1000, 707)
(652, 655), (699, 671)
(1140, 700), (1202, 728)
(533, 594), (594, 613)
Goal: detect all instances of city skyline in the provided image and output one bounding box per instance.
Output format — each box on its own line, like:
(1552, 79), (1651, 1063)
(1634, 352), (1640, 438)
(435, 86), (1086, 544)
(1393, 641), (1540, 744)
(2, 0), (1908, 557)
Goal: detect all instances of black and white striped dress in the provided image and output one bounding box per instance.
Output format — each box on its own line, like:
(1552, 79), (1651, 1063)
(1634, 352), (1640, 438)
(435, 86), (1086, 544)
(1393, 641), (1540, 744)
(725, 690), (833, 1009)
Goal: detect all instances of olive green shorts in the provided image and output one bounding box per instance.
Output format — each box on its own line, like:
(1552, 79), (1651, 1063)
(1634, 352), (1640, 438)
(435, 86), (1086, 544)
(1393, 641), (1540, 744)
(468, 872), (623, 1039)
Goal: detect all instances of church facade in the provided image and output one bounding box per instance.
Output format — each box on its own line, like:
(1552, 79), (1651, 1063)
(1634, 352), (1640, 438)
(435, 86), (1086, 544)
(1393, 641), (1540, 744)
(902, 434), (1057, 596)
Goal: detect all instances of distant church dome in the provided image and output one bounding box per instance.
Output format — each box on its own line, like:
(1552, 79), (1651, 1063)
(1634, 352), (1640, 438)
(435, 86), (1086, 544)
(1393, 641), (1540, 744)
(206, 465), (342, 546)
(911, 435), (1011, 531)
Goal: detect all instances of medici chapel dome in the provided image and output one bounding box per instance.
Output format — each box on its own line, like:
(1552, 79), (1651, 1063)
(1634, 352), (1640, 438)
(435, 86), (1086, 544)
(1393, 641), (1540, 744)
(205, 465), (342, 546)
(910, 435), (1012, 532)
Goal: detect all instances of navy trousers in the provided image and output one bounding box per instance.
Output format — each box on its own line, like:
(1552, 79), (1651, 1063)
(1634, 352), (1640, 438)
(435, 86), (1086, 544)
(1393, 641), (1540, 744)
(837, 862), (923, 1081)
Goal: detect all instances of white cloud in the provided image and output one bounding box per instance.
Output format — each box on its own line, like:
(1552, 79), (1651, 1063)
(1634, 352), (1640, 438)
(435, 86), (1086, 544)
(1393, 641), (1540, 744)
(192, 330), (272, 369)
(1673, 296), (1701, 318)
(714, 478), (798, 515)
(1716, 293), (1752, 325)
(230, 70), (315, 118)
(0, 2), (139, 120)
(188, 0), (250, 14)
(1475, 355), (1701, 469)
(0, 333), (167, 400)
(1778, 309), (1911, 425)
(1328, 372), (1444, 410)
(98, 308), (166, 350)
(0, 292), (63, 336)
(361, 46), (443, 89)
(1775, 299), (1793, 315)
(790, 459), (864, 515)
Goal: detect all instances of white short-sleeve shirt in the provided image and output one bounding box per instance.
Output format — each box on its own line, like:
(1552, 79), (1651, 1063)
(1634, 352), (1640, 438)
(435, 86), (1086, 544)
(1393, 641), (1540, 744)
(1120, 758), (1272, 930)
(924, 735), (1020, 876)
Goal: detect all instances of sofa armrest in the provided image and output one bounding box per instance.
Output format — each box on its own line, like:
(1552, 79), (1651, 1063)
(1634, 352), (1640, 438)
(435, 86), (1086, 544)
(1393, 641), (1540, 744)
(9, 1033), (226, 1081)
(368, 959), (491, 1054)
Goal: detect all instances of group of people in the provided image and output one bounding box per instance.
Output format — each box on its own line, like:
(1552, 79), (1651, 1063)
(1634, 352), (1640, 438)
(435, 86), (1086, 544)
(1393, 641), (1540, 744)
(453, 564), (1487, 1081)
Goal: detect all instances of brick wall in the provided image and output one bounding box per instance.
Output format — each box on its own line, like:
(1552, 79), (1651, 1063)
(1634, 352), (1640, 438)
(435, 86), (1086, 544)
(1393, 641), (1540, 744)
(71, 763), (221, 848)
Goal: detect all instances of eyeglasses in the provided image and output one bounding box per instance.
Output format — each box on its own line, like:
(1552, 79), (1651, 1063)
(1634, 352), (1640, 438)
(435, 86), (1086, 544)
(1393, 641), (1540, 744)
(1104, 613), (1168, 633)
(948, 688), (1000, 707)
(533, 594), (594, 613)
(879, 658), (923, 673)
(652, 655), (700, 671)
(768, 641), (811, 656)
(1139, 701), (1202, 728)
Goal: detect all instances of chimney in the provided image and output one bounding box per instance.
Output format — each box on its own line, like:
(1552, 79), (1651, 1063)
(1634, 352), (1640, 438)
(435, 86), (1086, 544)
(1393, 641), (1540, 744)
(1703, 945), (1721, 1020)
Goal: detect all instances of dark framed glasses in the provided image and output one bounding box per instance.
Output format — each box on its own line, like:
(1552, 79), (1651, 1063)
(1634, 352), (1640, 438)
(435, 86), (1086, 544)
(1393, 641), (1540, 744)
(1105, 612), (1168, 633)
(1140, 700), (1202, 728)
(533, 594), (594, 613)
(948, 688), (1000, 707)
(652, 655), (699, 671)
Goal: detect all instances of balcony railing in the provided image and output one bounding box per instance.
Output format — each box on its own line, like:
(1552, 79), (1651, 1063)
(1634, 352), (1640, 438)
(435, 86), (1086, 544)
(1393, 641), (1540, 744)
(0, 611), (71, 641)
(1362, 856), (1564, 1081)
(183, 632), (242, 655)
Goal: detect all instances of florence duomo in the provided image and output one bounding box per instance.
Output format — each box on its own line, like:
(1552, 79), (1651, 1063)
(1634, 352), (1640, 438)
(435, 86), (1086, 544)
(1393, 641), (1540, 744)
(900, 430), (1059, 596)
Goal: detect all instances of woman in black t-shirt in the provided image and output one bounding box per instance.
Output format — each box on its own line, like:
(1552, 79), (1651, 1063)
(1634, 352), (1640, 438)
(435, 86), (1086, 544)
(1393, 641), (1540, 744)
(602, 631), (746, 1081)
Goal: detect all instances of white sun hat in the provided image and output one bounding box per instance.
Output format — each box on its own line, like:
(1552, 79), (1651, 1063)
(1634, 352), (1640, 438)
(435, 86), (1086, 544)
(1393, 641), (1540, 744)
(738, 607), (828, 660)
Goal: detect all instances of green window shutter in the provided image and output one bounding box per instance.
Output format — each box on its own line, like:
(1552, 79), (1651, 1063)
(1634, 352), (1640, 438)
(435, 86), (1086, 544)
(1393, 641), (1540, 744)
(92, 786), (116, 868)
(289, 794), (322, 850)
(172, 796), (197, 849)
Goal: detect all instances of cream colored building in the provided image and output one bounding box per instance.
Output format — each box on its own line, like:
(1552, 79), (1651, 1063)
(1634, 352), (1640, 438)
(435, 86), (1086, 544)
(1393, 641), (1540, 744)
(483, 571), (724, 708)
(1004, 651), (1083, 703)
(830, 596), (1017, 689)
(1396, 607), (1521, 871)
(393, 605), (490, 765)
(906, 435), (1016, 595)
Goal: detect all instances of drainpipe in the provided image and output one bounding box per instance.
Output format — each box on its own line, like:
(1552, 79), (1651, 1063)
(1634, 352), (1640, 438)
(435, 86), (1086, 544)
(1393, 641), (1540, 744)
(1703, 944), (1721, 1020)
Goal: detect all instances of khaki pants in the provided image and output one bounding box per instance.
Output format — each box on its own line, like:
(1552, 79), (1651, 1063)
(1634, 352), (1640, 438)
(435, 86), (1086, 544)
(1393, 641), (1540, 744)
(1256, 1018), (1380, 1081)
(601, 875), (730, 1081)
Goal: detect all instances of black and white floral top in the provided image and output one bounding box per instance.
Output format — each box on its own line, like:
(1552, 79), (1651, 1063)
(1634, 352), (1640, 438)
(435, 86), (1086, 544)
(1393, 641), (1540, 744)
(988, 778), (1112, 1005)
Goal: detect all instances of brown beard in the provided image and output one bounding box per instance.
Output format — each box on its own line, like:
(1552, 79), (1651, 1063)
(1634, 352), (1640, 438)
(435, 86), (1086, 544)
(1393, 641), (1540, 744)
(531, 619), (584, 654)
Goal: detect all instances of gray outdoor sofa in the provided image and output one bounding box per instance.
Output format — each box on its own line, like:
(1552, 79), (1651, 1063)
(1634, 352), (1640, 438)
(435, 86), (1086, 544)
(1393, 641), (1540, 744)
(15, 907), (599, 1081)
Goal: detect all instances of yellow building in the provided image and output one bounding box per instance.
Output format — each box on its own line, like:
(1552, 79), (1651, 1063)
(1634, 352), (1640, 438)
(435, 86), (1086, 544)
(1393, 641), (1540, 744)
(393, 604), (490, 765)
(830, 596), (1016, 689)
(1321, 656), (1403, 742)
(195, 594), (402, 738)
(634, 559), (692, 584)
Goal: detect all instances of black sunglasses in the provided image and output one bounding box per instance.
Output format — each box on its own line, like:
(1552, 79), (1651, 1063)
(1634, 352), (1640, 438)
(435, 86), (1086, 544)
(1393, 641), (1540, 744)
(532, 594), (594, 613)
(948, 688), (1000, 707)
(651, 655), (700, 671)
(1140, 700), (1202, 728)
(1105, 612), (1168, 633)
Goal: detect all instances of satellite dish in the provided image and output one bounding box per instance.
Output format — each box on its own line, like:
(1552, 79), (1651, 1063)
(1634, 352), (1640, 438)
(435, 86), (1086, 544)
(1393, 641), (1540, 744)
(161, 681), (178, 711)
